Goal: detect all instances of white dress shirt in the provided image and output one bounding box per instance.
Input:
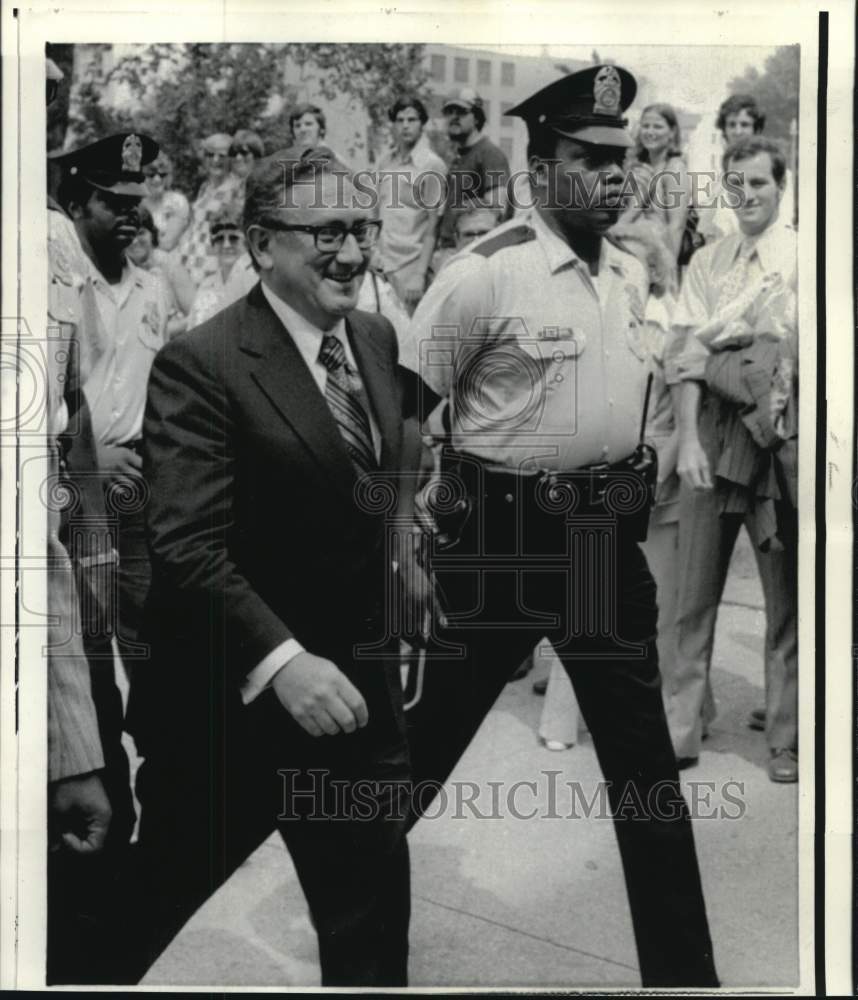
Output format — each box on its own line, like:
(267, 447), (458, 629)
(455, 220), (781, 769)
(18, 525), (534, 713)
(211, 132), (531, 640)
(241, 281), (381, 703)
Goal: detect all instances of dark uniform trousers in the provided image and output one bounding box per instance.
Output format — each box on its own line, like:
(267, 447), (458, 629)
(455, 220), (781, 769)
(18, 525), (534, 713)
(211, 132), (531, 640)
(407, 457), (719, 988)
(127, 631), (412, 988)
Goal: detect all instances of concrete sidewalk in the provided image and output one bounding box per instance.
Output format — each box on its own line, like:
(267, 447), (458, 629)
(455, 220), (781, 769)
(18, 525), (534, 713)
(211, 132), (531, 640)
(142, 530), (798, 989)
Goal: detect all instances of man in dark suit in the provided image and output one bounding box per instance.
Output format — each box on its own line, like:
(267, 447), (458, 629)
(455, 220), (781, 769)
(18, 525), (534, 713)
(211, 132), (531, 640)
(128, 146), (419, 986)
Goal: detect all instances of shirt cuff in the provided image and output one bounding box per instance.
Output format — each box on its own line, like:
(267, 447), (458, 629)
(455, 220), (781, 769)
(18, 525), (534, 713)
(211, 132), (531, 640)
(241, 638), (305, 705)
(665, 350), (709, 385)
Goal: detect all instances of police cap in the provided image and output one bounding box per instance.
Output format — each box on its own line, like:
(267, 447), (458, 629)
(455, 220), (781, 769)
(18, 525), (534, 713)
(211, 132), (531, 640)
(505, 64), (637, 148)
(48, 132), (159, 197)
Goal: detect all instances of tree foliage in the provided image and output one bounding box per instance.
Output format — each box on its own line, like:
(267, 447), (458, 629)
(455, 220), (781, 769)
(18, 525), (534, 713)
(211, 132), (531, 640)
(727, 46), (800, 152)
(55, 43), (431, 197)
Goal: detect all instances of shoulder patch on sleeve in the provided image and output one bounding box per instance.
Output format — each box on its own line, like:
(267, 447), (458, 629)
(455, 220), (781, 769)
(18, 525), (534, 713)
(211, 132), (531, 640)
(471, 225), (536, 258)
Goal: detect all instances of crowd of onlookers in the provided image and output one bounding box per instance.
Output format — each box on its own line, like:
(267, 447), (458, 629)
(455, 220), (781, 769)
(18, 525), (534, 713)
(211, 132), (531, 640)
(102, 82), (798, 776)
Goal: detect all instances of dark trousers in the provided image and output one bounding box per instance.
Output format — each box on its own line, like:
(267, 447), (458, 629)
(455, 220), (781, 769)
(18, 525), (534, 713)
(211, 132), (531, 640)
(46, 638), (136, 985)
(129, 655), (411, 987)
(407, 466), (719, 988)
(105, 461), (151, 669)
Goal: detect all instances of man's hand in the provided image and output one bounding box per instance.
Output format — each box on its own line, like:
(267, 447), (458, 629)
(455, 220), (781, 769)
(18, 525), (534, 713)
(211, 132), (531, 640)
(272, 653), (369, 737)
(49, 772), (112, 854)
(96, 442), (142, 479)
(677, 436), (713, 491)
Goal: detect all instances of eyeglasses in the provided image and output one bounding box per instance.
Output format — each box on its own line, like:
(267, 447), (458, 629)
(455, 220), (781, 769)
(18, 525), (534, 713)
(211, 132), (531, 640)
(261, 219), (382, 253)
(204, 150), (229, 160)
(212, 231), (243, 246)
(144, 170), (170, 179)
(229, 147), (253, 157)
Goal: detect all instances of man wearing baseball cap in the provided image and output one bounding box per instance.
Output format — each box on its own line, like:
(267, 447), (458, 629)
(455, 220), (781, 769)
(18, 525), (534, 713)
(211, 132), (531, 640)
(404, 66), (719, 988)
(437, 87), (511, 253)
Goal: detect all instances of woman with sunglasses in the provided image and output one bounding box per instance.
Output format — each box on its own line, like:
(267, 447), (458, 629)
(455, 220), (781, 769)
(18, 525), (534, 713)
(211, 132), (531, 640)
(179, 132), (243, 290)
(229, 129), (265, 192)
(186, 209), (247, 328)
(142, 152), (190, 253)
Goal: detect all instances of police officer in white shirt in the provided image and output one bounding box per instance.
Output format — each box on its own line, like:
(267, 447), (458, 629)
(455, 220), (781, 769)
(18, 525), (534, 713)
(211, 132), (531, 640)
(52, 133), (170, 665)
(403, 66), (719, 988)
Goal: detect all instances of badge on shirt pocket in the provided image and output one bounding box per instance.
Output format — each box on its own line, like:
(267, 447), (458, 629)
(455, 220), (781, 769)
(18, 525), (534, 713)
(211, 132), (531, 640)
(138, 301), (162, 351)
(537, 325), (586, 356)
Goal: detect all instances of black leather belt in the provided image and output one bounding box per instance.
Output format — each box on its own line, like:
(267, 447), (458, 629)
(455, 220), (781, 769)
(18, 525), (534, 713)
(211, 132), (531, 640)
(430, 445), (658, 547)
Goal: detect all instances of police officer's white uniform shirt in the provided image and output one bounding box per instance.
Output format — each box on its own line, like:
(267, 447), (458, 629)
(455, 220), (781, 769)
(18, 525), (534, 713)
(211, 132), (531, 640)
(403, 209), (651, 472)
(80, 254), (170, 446)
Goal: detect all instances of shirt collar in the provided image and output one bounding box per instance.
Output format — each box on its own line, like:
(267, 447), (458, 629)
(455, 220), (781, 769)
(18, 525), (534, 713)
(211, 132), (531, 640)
(384, 135), (435, 169)
(260, 281), (352, 372)
(529, 209), (628, 278)
(731, 219), (796, 274)
(83, 253), (143, 300)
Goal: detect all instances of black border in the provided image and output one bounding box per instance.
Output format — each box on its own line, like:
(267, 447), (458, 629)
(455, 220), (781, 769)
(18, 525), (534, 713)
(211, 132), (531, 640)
(815, 10), (828, 998)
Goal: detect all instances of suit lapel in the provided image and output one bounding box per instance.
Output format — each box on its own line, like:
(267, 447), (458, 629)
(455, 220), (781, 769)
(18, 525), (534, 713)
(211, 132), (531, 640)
(239, 284), (356, 500)
(347, 311), (401, 471)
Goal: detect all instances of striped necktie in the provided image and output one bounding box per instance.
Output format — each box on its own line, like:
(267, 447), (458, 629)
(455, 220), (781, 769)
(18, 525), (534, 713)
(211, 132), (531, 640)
(318, 333), (377, 476)
(717, 238), (755, 312)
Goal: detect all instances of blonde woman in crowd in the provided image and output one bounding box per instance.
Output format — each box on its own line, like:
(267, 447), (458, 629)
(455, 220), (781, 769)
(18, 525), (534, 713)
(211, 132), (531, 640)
(179, 132), (243, 288)
(621, 103), (691, 273)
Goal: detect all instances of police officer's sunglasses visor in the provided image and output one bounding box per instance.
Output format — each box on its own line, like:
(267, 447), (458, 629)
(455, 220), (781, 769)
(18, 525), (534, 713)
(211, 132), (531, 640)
(260, 219), (382, 252)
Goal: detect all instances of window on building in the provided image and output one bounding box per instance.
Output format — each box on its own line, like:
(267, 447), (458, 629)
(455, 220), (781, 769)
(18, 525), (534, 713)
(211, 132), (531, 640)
(454, 57), (470, 83)
(501, 61), (515, 86)
(500, 100), (514, 124)
(482, 99), (491, 125)
(477, 59), (491, 85)
(500, 137), (514, 160)
(430, 54), (447, 82)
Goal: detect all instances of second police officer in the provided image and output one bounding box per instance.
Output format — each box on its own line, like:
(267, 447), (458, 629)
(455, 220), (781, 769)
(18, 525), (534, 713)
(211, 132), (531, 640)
(402, 66), (720, 988)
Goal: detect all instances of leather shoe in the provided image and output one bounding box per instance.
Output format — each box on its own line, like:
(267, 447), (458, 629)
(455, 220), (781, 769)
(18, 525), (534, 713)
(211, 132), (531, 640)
(676, 756), (699, 771)
(532, 677), (548, 696)
(768, 748), (798, 783)
(748, 707), (766, 731)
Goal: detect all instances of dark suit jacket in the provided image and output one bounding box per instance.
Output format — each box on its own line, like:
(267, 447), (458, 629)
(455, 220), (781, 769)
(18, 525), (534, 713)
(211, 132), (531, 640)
(130, 282), (407, 749)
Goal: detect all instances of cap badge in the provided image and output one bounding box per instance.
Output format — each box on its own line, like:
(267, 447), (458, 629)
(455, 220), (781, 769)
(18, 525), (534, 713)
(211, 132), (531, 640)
(122, 133), (143, 172)
(593, 66), (621, 116)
